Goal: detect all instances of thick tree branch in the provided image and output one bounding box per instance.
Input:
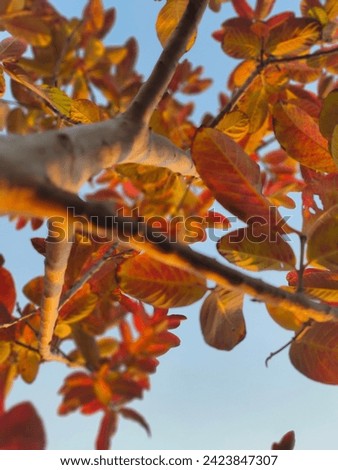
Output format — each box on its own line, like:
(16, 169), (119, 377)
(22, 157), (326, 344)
(125, 0), (209, 125)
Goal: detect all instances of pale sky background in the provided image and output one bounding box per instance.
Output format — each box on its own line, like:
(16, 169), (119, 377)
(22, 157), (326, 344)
(1, 0), (338, 450)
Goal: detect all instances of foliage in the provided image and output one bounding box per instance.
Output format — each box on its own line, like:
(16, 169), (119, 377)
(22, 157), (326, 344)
(0, 0), (337, 449)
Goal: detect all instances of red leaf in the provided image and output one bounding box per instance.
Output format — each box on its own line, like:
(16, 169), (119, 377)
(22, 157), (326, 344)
(231, 0), (254, 18)
(96, 410), (118, 450)
(0, 402), (46, 450)
(120, 407), (151, 436)
(271, 430), (295, 450)
(0, 266), (16, 314)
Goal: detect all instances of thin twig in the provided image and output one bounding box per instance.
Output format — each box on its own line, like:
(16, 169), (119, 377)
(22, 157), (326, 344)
(265, 321), (313, 367)
(297, 234), (307, 293)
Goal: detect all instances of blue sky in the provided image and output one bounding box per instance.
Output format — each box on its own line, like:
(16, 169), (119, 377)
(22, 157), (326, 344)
(2, 0), (338, 450)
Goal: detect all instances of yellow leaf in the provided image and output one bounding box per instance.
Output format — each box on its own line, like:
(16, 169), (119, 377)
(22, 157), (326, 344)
(237, 75), (268, 133)
(221, 18), (261, 59)
(54, 323), (72, 339)
(217, 228), (296, 271)
(17, 350), (40, 384)
(266, 286), (332, 331)
(266, 17), (321, 57)
(0, 341), (11, 364)
(23, 276), (44, 306)
(215, 110), (249, 141)
(319, 89), (338, 141)
(69, 99), (102, 124)
(156, 0), (196, 51)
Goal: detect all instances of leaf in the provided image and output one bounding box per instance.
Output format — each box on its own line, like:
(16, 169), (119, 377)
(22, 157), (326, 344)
(117, 253), (207, 308)
(273, 102), (337, 173)
(96, 410), (118, 450)
(23, 276), (44, 306)
(255, 0), (276, 20)
(306, 205), (338, 270)
(289, 322), (338, 384)
(271, 430), (296, 450)
(332, 125), (338, 164)
(237, 75), (269, 133)
(266, 16), (321, 56)
(217, 228), (296, 271)
(156, 0), (196, 51)
(0, 266), (16, 314)
(200, 288), (245, 351)
(215, 110), (249, 141)
(319, 89), (338, 141)
(0, 36), (27, 61)
(266, 286), (332, 330)
(120, 407), (151, 436)
(192, 127), (283, 226)
(1, 17), (51, 47)
(287, 269), (338, 303)
(0, 402), (46, 449)
(17, 350), (40, 384)
(221, 18), (261, 59)
(0, 342), (11, 364)
(230, 0), (254, 18)
(59, 285), (98, 324)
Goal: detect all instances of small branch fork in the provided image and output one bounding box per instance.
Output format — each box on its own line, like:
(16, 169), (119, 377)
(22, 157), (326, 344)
(210, 46), (338, 128)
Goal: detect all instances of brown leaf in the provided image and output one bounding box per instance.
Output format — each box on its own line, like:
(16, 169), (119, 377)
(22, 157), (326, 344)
(200, 288), (245, 351)
(0, 36), (27, 61)
(96, 410), (118, 450)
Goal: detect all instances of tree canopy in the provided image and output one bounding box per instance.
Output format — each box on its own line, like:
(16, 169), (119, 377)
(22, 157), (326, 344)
(0, 0), (337, 450)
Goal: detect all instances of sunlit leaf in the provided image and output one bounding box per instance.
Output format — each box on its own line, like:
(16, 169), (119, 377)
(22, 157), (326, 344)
(69, 99), (102, 124)
(307, 205), (338, 269)
(23, 276), (44, 306)
(287, 268), (338, 303)
(237, 75), (269, 133)
(266, 16), (321, 56)
(17, 350), (40, 384)
(200, 287), (245, 351)
(117, 253), (207, 308)
(290, 322), (338, 384)
(1, 17), (51, 47)
(215, 110), (249, 141)
(266, 286), (333, 330)
(192, 127), (284, 227)
(0, 402), (46, 449)
(221, 18), (261, 59)
(273, 102), (337, 173)
(217, 228), (296, 271)
(0, 342), (11, 364)
(59, 285), (98, 324)
(156, 0), (196, 51)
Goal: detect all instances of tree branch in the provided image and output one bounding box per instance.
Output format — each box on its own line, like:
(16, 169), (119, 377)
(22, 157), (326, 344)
(125, 0), (209, 125)
(210, 46), (338, 128)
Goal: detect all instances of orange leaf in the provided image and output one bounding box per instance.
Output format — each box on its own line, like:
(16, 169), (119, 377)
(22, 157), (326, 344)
(217, 227), (296, 271)
(192, 127), (283, 226)
(255, 0), (276, 20)
(266, 16), (321, 56)
(0, 402), (46, 450)
(117, 253), (207, 308)
(1, 16), (51, 47)
(23, 276), (44, 306)
(156, 0), (196, 51)
(221, 18), (261, 59)
(319, 89), (338, 141)
(287, 268), (338, 303)
(273, 102), (337, 173)
(290, 322), (338, 384)
(0, 266), (16, 314)
(200, 288), (245, 351)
